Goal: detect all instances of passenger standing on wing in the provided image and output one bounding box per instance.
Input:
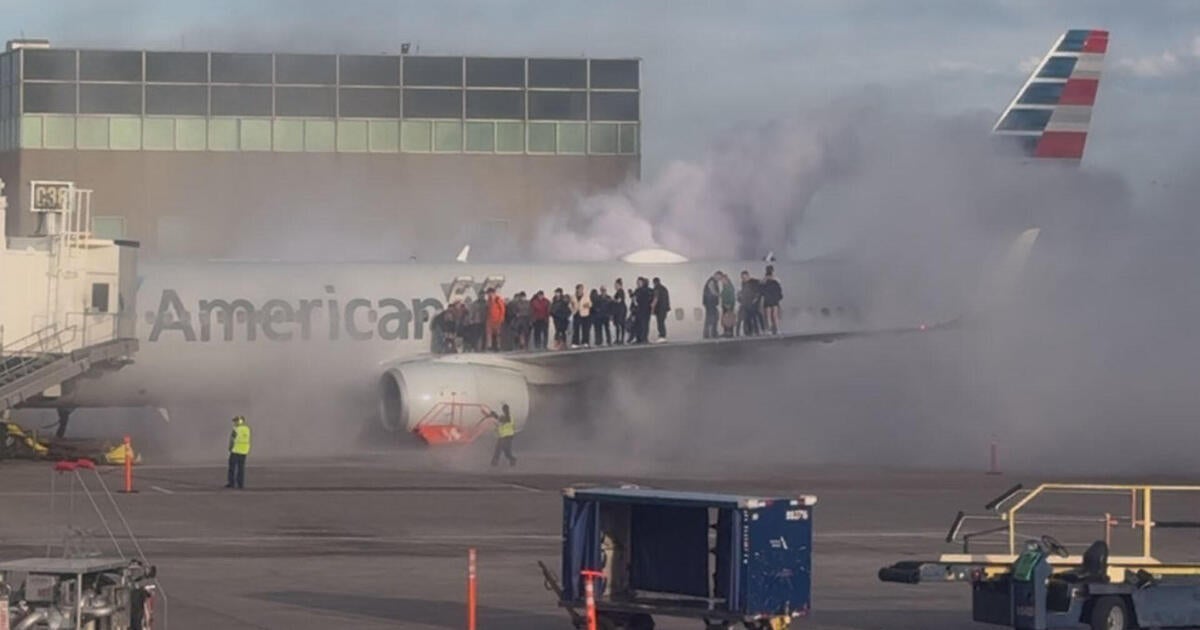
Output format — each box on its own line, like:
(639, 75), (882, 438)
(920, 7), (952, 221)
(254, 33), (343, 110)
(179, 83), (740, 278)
(593, 286), (612, 346)
(551, 288), (571, 349)
(430, 308), (449, 354)
(719, 272), (736, 337)
(762, 265), (783, 335)
(511, 291), (532, 350)
(632, 277), (654, 344)
(572, 284), (592, 348)
(611, 278), (627, 345)
(530, 290), (550, 350)
(485, 403), (517, 467)
(225, 415), (251, 489)
(468, 291), (487, 351)
(651, 277), (671, 343)
(703, 273), (721, 339)
(485, 288), (506, 352)
(739, 271), (762, 336)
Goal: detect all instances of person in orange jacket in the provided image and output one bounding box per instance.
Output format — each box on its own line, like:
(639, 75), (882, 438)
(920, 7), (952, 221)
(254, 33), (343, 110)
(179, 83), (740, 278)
(485, 288), (506, 352)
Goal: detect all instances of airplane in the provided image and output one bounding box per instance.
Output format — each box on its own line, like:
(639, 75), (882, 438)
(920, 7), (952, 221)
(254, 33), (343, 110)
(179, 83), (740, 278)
(30, 29), (1106, 444)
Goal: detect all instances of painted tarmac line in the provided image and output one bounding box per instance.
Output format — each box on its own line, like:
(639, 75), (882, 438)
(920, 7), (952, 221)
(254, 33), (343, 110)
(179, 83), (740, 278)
(150, 485), (176, 495)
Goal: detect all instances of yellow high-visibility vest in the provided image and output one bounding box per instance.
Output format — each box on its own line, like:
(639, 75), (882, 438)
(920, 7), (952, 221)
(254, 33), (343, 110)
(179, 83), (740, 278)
(496, 418), (515, 438)
(230, 421), (252, 455)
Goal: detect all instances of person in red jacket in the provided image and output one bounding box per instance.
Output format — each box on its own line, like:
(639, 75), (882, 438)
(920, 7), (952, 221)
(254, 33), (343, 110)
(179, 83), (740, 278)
(485, 288), (506, 352)
(530, 290), (551, 350)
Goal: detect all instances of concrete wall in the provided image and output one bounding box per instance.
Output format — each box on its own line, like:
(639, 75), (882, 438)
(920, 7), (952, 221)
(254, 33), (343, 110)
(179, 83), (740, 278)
(0, 150), (638, 260)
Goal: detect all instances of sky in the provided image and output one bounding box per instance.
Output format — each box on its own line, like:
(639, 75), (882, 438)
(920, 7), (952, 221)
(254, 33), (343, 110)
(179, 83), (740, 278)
(1, 0), (1196, 195)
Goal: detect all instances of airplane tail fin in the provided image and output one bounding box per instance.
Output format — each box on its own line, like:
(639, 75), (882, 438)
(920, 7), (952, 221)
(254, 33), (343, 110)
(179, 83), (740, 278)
(993, 29), (1109, 160)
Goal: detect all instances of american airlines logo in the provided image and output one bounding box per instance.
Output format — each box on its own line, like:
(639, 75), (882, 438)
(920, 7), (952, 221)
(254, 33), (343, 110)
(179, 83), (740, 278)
(147, 287), (445, 343)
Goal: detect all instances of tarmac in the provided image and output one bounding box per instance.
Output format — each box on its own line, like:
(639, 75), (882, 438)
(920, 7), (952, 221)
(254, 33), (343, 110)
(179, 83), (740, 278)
(0, 449), (1182, 630)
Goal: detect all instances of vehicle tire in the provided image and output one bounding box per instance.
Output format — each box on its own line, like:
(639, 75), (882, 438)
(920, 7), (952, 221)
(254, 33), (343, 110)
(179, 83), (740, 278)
(627, 613), (654, 630)
(1090, 596), (1131, 630)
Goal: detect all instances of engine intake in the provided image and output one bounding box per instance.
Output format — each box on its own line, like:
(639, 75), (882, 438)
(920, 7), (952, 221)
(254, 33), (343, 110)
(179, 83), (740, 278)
(378, 362), (530, 435)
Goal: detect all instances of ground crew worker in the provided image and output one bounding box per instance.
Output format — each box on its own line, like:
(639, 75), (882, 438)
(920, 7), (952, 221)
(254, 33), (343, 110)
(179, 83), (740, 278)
(486, 403), (517, 467)
(226, 415), (251, 489)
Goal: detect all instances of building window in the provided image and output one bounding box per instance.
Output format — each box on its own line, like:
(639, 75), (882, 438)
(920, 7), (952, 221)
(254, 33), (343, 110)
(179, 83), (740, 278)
(496, 121), (523, 153)
(339, 55), (400, 86)
(339, 87), (400, 118)
(76, 117), (108, 149)
(528, 59), (586, 88)
(110, 117), (141, 150)
(558, 122), (586, 154)
(466, 90), (523, 119)
(465, 121), (494, 152)
(336, 120), (368, 152)
(272, 118), (303, 151)
(403, 56), (462, 87)
(619, 123), (638, 154)
(465, 57), (523, 87)
(368, 120), (399, 152)
(145, 52), (208, 83)
(527, 121), (555, 152)
(433, 120), (461, 152)
(590, 59), (639, 89)
(275, 86), (335, 117)
(79, 50), (142, 82)
(24, 83), (76, 114)
(589, 122), (618, 154)
(91, 283), (110, 313)
(275, 53), (336, 85)
(79, 83), (142, 115)
(305, 119), (335, 151)
(240, 118), (271, 151)
(176, 118), (207, 150)
(403, 89), (463, 118)
(23, 49), (76, 81)
(142, 117), (174, 150)
(528, 91), (586, 121)
(207, 118), (237, 151)
(146, 85), (207, 116)
(210, 52), (273, 84)
(211, 86), (272, 116)
(589, 92), (639, 121)
(401, 120), (431, 152)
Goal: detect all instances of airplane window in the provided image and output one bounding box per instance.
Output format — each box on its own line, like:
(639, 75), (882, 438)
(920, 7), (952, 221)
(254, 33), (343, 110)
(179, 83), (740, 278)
(820, 307), (830, 318)
(675, 308), (684, 321)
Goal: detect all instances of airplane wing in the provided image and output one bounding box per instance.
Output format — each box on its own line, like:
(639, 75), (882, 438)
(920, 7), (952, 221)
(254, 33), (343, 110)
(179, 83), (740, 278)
(433, 322), (940, 386)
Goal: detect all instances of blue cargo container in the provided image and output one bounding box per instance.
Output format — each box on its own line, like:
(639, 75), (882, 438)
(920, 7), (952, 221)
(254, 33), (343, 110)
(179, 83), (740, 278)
(543, 486), (816, 629)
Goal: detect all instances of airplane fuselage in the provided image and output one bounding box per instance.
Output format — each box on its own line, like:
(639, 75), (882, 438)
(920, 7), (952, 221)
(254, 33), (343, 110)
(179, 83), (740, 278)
(61, 259), (863, 409)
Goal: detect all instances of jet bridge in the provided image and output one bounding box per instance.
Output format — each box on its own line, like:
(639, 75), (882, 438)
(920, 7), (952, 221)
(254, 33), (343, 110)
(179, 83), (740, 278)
(0, 180), (138, 413)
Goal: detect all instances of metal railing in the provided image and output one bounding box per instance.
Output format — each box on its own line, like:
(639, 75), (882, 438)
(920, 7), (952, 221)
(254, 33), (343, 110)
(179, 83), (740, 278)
(949, 483), (1200, 559)
(0, 324), (77, 386)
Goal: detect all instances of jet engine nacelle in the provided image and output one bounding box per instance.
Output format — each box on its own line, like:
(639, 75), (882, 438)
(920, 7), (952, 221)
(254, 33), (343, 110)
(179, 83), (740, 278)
(378, 361), (530, 434)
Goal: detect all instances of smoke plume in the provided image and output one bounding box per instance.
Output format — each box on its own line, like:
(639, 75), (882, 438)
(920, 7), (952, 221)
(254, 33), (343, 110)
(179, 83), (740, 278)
(523, 89), (1200, 477)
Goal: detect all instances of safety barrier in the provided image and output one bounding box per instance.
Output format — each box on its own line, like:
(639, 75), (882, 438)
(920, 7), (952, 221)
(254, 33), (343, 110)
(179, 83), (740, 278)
(951, 483), (1200, 558)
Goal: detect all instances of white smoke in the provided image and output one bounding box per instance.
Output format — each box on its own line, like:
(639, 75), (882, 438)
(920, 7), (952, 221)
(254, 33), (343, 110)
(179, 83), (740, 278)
(534, 108), (865, 261)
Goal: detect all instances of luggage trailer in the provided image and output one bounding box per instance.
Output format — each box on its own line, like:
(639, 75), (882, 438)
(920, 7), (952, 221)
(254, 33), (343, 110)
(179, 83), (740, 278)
(540, 487), (816, 630)
(879, 483), (1200, 630)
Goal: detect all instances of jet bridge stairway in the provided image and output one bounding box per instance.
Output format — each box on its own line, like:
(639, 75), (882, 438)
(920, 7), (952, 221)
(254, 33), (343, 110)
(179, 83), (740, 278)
(0, 325), (137, 411)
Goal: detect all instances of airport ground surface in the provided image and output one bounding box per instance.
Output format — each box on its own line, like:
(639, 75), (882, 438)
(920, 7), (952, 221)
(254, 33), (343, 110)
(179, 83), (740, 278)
(1, 448), (1192, 630)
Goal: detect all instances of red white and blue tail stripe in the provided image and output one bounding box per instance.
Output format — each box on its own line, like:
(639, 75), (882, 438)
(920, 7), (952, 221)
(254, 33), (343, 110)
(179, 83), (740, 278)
(993, 29), (1108, 160)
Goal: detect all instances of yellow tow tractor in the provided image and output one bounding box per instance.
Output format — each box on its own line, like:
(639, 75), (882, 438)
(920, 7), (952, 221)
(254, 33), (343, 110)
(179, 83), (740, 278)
(1, 418), (138, 465)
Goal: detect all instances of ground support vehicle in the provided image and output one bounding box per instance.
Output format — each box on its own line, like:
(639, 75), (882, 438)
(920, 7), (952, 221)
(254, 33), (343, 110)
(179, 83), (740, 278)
(540, 486), (816, 629)
(879, 483), (1200, 629)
